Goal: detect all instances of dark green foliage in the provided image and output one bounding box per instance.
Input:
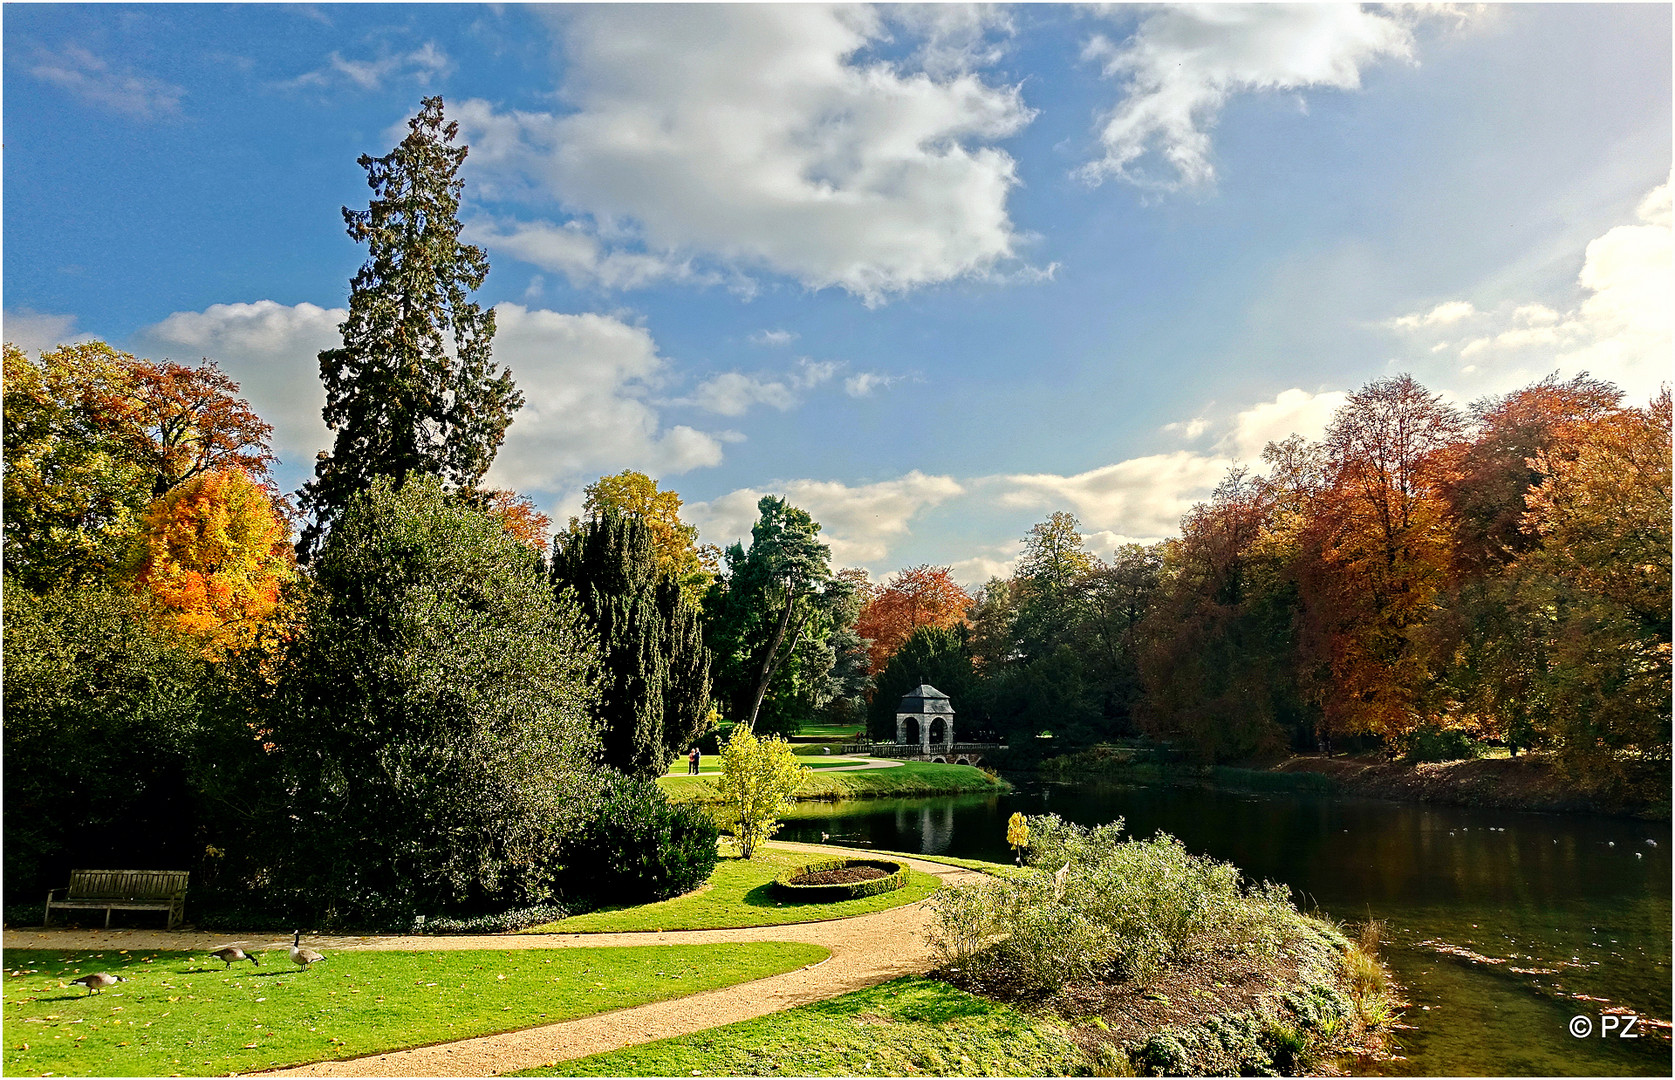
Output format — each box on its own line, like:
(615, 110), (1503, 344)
(561, 774), (720, 904)
(1398, 725), (1485, 764)
(551, 510), (712, 779)
(299, 97), (520, 557)
(1, 586), (215, 902)
(266, 475), (602, 925)
(705, 496), (853, 733)
(868, 625), (980, 741)
(415, 904), (573, 934)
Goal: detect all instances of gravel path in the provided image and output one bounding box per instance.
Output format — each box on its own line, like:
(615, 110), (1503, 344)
(3, 844), (977, 1077)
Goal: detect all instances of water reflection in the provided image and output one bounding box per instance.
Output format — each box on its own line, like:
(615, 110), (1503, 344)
(780, 781), (1672, 1077)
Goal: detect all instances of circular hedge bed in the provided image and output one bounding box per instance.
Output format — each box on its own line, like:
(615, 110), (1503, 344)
(773, 858), (910, 902)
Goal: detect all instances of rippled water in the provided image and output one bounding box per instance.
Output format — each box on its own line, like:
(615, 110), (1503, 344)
(779, 781), (1672, 1076)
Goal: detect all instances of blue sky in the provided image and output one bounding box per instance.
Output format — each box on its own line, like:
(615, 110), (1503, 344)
(5, 3), (1669, 582)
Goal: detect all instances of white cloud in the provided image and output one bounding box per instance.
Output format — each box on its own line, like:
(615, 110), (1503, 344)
(29, 45), (184, 119)
(482, 304), (727, 494)
(992, 451), (1231, 539)
(892, 3), (1017, 77)
(2, 309), (95, 355)
(460, 218), (711, 291)
(844, 372), (906, 397)
(1079, 5), (1421, 189)
(750, 329), (798, 347)
(136, 300), (729, 496)
(1389, 300), (1479, 330)
(949, 546), (1020, 587)
(1163, 415), (1211, 440)
(686, 471), (965, 565)
(1220, 388), (1348, 462)
(283, 42), (450, 91)
(1387, 180), (1673, 402)
(137, 300), (345, 463)
(677, 358), (841, 416)
(458, 4), (1037, 302)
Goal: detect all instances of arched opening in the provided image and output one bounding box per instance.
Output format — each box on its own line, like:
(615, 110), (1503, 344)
(903, 717), (921, 745)
(928, 717), (946, 745)
(955, 756), (970, 766)
(933, 756), (947, 764)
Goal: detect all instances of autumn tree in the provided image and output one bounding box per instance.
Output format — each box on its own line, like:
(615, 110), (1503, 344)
(1296, 375), (1465, 744)
(551, 509), (712, 780)
(855, 564), (972, 673)
(4, 342), (276, 591)
(298, 96), (520, 558)
(1138, 471), (1304, 760)
(122, 468), (296, 656)
(572, 470), (712, 597)
(1516, 389), (1671, 783)
(480, 489), (552, 553)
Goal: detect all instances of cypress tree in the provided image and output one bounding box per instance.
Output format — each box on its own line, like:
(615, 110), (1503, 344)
(298, 96), (520, 558)
(553, 510), (712, 779)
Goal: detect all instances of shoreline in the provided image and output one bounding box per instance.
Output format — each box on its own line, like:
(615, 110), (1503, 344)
(1033, 747), (1670, 820)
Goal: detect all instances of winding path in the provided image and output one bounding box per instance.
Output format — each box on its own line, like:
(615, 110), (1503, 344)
(3, 844), (978, 1077)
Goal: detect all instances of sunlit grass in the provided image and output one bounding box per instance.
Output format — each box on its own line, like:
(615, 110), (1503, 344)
(0, 943), (827, 1077)
(511, 976), (1087, 1077)
(523, 849), (939, 933)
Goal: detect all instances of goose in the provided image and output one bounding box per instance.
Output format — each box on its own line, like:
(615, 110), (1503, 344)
(69, 973), (127, 995)
(289, 931), (326, 970)
(209, 946), (259, 969)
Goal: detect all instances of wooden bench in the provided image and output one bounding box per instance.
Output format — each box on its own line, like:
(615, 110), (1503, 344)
(45, 870), (189, 930)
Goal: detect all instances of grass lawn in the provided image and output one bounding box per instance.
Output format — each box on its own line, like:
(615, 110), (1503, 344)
(793, 724), (865, 740)
(511, 975), (1087, 1077)
(522, 849), (940, 933)
(661, 761), (1007, 803)
(0, 943), (827, 1077)
(662, 758), (863, 777)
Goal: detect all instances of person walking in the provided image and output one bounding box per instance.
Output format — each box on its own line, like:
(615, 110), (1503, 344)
(688, 746), (701, 774)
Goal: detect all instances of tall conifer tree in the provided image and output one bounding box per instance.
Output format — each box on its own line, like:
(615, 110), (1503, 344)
(552, 510), (713, 779)
(298, 96), (520, 557)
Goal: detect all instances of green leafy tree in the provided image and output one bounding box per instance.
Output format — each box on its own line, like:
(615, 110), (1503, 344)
(867, 625), (980, 740)
(705, 496), (853, 732)
(550, 509), (713, 780)
(298, 96), (520, 557)
(267, 475), (602, 923)
(2, 585), (215, 900)
(713, 724), (808, 859)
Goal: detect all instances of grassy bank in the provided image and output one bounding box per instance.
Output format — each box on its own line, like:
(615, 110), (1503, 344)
(515, 976), (1087, 1077)
(520, 848), (940, 933)
(1036, 745), (1668, 818)
(660, 761), (1009, 803)
(0, 943), (827, 1077)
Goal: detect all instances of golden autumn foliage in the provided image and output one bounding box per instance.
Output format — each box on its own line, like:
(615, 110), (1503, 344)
(123, 468), (296, 656)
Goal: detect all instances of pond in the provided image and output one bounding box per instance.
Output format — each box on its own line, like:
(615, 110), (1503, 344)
(779, 780), (1672, 1076)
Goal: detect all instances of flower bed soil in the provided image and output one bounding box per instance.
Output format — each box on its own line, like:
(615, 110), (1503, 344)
(790, 866), (890, 887)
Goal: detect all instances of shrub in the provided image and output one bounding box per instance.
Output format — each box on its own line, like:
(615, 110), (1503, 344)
(928, 814), (1304, 996)
(772, 858), (908, 902)
(1398, 724), (1484, 764)
(417, 904), (572, 934)
(562, 774), (719, 904)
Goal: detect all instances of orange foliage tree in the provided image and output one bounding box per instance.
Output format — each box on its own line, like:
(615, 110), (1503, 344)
(124, 468), (295, 655)
(855, 564), (972, 673)
(1295, 374), (1465, 744)
(480, 489), (552, 553)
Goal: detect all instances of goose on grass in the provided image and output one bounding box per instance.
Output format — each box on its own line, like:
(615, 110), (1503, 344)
(289, 930), (326, 970)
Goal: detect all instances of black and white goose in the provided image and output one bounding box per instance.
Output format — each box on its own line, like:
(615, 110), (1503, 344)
(289, 930), (326, 971)
(209, 946), (259, 969)
(69, 973), (127, 995)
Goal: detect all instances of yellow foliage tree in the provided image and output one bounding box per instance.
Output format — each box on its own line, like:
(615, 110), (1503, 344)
(713, 724), (809, 859)
(124, 468), (295, 656)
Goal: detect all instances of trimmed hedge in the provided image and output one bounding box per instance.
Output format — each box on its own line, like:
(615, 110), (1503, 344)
(774, 858), (909, 902)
